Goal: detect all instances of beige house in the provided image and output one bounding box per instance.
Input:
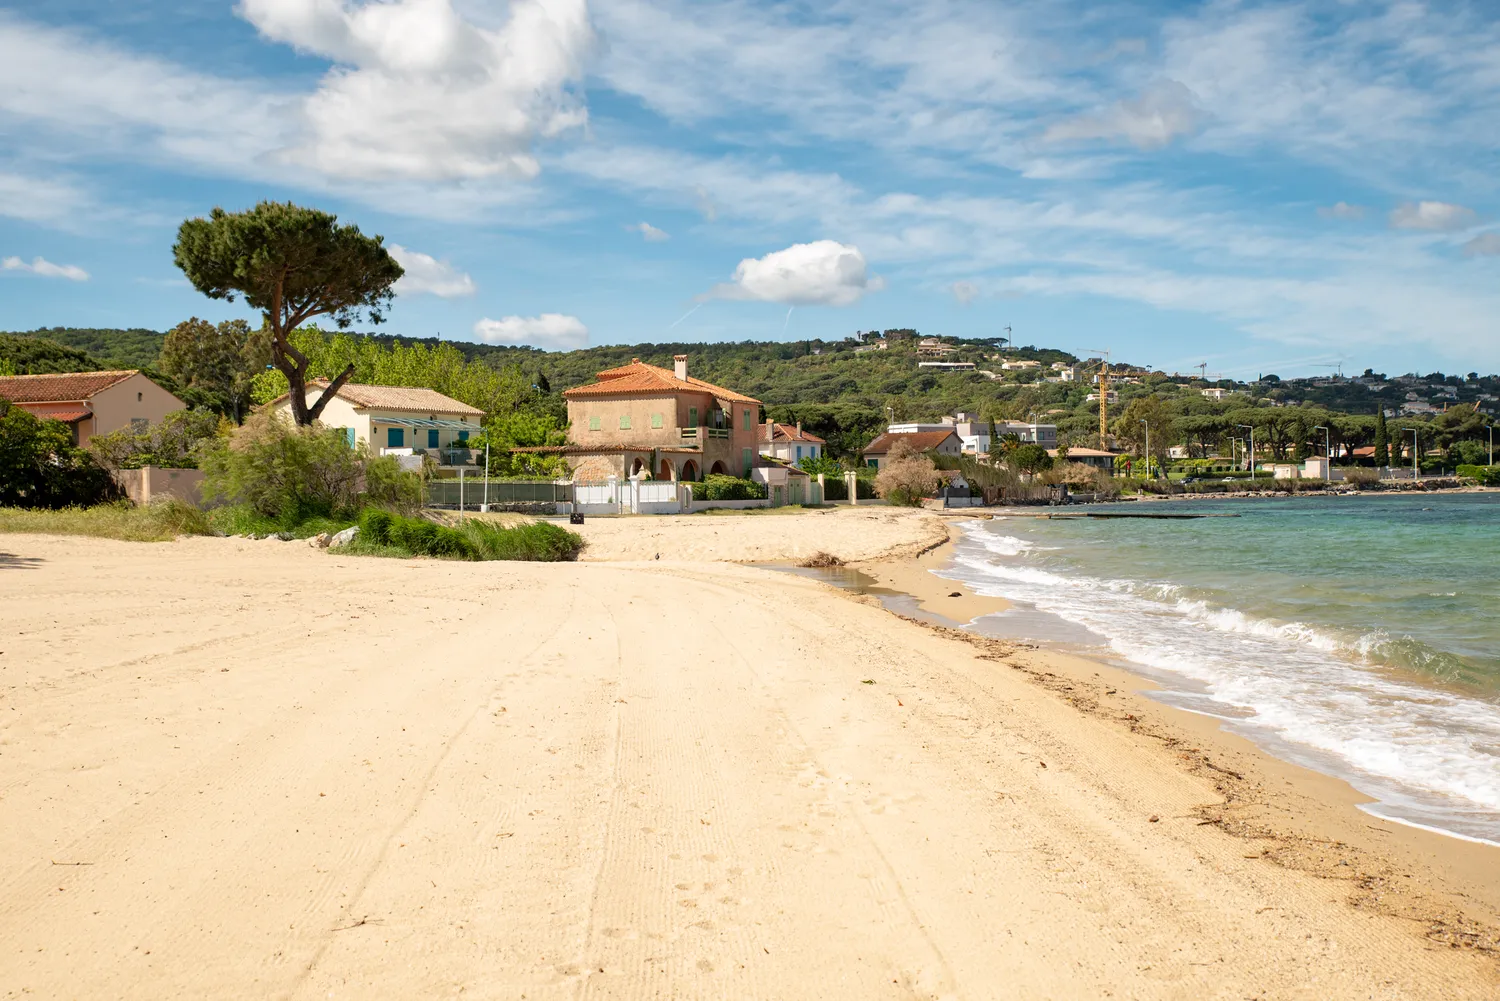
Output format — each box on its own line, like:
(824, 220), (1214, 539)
(759, 421), (826, 465)
(0, 370), (185, 445)
(860, 429), (963, 469)
(268, 381), (483, 460)
(560, 356), (762, 481)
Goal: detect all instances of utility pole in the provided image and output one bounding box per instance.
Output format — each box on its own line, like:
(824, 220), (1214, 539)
(1140, 418), (1150, 480)
(1236, 423), (1255, 479)
(1314, 424), (1330, 474)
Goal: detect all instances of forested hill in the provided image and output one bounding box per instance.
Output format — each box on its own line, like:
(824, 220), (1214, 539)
(1, 327), (165, 369)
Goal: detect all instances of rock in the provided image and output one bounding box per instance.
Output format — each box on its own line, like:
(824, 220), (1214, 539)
(275, 531), (295, 542)
(328, 525), (359, 549)
(309, 533), (332, 549)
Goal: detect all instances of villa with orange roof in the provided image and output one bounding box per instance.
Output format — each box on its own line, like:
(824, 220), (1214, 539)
(0, 370), (185, 445)
(559, 355), (763, 481)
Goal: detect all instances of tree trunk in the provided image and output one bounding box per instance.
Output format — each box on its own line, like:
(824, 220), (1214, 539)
(307, 364), (356, 422)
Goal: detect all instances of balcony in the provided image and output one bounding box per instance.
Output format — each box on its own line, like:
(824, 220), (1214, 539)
(680, 427), (730, 442)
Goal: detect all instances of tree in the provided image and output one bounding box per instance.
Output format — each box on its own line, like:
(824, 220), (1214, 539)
(986, 418), (999, 463)
(158, 318), (272, 422)
(0, 401), (117, 508)
(1008, 443), (1053, 476)
(173, 202), (404, 425)
(1374, 409), (1390, 466)
(874, 438), (940, 505)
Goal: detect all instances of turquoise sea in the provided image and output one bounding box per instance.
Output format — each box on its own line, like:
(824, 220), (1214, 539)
(937, 493), (1500, 844)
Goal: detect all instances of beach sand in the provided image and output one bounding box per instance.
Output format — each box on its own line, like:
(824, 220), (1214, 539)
(2, 509), (1496, 998)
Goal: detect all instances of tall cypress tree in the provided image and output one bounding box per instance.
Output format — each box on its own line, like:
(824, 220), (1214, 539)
(1374, 409), (1389, 466)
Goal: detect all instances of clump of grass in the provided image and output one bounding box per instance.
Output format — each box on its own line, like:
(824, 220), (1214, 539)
(0, 500), (211, 542)
(343, 509), (584, 562)
(459, 518), (584, 561)
(799, 551), (845, 567)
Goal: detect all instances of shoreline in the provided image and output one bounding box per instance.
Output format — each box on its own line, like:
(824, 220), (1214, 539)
(845, 519), (1500, 934)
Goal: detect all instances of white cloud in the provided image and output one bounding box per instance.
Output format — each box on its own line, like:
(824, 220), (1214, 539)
(1389, 201), (1477, 231)
(1318, 202), (1366, 220)
(629, 221), (669, 241)
(707, 240), (883, 306)
(238, 0), (592, 181)
(1463, 233), (1500, 257)
(388, 244), (476, 298)
(2, 255), (89, 281)
(1043, 80), (1202, 149)
(472, 313), (588, 350)
(951, 280), (979, 304)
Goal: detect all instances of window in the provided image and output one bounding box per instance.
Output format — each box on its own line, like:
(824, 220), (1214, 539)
(136, 392), (143, 402)
(387, 427), (405, 448)
(619, 414), (631, 430)
(343, 427), (356, 448)
(427, 429), (440, 448)
(742, 448), (753, 477)
(743, 409), (752, 431)
(130, 418), (149, 433)
(458, 430), (469, 442)
(796, 445), (803, 461)
(688, 407), (698, 429)
(589, 416), (601, 431)
(651, 413), (663, 429)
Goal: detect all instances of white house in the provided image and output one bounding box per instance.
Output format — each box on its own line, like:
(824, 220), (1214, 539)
(759, 420), (826, 465)
(269, 381), (484, 459)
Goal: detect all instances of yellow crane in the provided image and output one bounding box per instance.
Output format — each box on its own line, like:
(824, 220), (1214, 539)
(1085, 348), (1113, 448)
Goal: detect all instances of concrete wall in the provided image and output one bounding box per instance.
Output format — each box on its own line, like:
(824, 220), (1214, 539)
(112, 466), (205, 506)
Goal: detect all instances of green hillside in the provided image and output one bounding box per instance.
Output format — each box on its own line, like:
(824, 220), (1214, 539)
(0, 334), (104, 375)
(1, 327), (165, 369)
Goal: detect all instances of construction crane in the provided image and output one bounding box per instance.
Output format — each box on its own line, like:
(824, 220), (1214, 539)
(1085, 348), (1113, 448)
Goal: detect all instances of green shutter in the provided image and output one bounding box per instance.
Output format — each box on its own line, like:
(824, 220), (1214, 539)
(743, 409), (752, 431)
(619, 415), (631, 430)
(689, 407), (698, 429)
(589, 416), (601, 431)
(651, 413), (663, 429)
(742, 448), (753, 477)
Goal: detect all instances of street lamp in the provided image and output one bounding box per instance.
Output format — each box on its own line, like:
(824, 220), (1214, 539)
(1402, 428), (1418, 481)
(1236, 423), (1255, 479)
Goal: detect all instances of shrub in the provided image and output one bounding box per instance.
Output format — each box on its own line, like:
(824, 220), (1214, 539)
(363, 455), (424, 514)
(0, 400), (119, 509)
(0, 499), (210, 541)
(200, 410), (363, 524)
(1457, 464), (1500, 486)
(690, 475), (768, 501)
(87, 408), (225, 470)
(875, 439), (940, 505)
(351, 509), (583, 561)
(1007, 443), (1053, 475)
(1340, 467), (1381, 486)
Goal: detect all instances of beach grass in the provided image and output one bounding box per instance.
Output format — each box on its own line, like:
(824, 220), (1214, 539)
(346, 508), (585, 562)
(0, 500), (212, 542)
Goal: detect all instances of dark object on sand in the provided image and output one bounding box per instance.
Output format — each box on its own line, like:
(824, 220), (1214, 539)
(949, 591), (962, 597)
(799, 551), (845, 568)
(569, 512), (585, 525)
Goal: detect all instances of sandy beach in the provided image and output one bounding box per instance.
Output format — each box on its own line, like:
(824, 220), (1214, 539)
(2, 507), (1497, 999)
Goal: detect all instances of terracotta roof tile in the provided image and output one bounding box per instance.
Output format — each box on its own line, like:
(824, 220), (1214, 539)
(269, 380), (483, 416)
(759, 421), (826, 444)
(861, 430), (961, 454)
(563, 361), (759, 405)
(0, 370), (139, 403)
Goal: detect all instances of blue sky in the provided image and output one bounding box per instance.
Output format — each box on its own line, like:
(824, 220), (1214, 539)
(1, 0), (1498, 377)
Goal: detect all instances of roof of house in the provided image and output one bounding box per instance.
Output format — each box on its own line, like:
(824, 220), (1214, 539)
(562, 359), (760, 405)
(759, 421), (826, 445)
(861, 429), (961, 454)
(0, 370), (140, 403)
(1048, 447), (1120, 458)
(272, 380), (483, 416)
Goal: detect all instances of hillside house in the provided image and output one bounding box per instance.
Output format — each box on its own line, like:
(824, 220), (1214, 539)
(560, 356), (763, 482)
(916, 338), (956, 358)
(759, 421), (826, 465)
(269, 381), (483, 464)
(860, 429), (962, 469)
(0, 370), (185, 445)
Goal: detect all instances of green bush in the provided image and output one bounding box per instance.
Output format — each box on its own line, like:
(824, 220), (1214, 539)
(363, 455), (424, 514)
(355, 507), (475, 558)
(1457, 464), (1500, 486)
(0, 400), (119, 509)
(689, 475), (768, 501)
(0, 499), (209, 541)
(459, 519), (585, 561)
(87, 409), (224, 470)
(199, 410), (363, 525)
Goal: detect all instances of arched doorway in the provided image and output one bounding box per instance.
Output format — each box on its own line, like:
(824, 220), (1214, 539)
(680, 459), (699, 482)
(631, 457), (646, 478)
(709, 460), (727, 475)
(659, 458), (675, 481)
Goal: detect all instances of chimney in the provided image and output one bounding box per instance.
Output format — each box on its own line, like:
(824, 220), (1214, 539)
(674, 354), (688, 381)
(796, 421), (803, 436)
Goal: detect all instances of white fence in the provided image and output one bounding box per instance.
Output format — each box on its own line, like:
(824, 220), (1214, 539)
(574, 478), (690, 515)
